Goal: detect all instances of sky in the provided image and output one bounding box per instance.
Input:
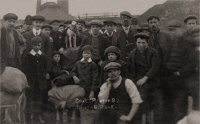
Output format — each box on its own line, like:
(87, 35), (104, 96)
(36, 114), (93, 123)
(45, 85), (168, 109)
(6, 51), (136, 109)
(0, 0), (167, 19)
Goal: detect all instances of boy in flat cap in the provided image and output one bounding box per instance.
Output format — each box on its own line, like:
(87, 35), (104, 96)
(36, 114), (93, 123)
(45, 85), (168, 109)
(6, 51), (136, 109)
(1, 13), (26, 69)
(80, 20), (110, 64)
(23, 36), (50, 123)
(127, 32), (160, 124)
(98, 62), (142, 124)
(112, 11), (136, 61)
(23, 15), (51, 70)
(184, 15), (198, 31)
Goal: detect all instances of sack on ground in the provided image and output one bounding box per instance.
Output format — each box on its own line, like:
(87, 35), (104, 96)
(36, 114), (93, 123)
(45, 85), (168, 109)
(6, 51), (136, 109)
(48, 85), (85, 106)
(0, 67), (28, 94)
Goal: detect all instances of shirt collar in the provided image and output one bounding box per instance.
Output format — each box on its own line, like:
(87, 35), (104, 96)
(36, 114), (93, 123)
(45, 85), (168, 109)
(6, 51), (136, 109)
(122, 26), (130, 34)
(104, 30), (113, 37)
(32, 28), (41, 36)
(80, 58), (92, 63)
(30, 49), (42, 56)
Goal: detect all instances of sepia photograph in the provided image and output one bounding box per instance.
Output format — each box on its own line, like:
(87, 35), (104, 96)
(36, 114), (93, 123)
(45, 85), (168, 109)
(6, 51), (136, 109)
(0, 0), (200, 124)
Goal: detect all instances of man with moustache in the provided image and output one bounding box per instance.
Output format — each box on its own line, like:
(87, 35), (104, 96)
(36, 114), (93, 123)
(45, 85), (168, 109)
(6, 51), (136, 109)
(112, 11), (136, 61)
(98, 62), (142, 124)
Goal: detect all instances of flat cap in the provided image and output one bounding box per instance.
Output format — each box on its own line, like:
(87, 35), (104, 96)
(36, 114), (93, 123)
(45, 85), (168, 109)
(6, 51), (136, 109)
(104, 62), (121, 71)
(49, 20), (61, 25)
(184, 15), (198, 23)
(77, 20), (86, 25)
(147, 16), (160, 22)
(31, 36), (42, 44)
(3, 13), (18, 21)
(32, 15), (45, 22)
(137, 23), (149, 32)
(81, 45), (94, 53)
(135, 32), (150, 40)
(41, 24), (53, 30)
(52, 51), (61, 57)
(167, 19), (182, 28)
(120, 11), (132, 18)
(103, 19), (116, 25)
(89, 20), (103, 27)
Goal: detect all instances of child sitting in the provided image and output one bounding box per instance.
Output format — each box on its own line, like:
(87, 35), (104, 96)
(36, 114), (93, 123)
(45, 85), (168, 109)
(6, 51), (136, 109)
(50, 51), (73, 87)
(101, 46), (128, 83)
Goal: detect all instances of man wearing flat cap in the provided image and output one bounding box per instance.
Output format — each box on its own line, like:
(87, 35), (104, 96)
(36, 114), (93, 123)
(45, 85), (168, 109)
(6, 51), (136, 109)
(112, 11), (136, 61)
(76, 20), (88, 47)
(163, 19), (197, 124)
(184, 15), (198, 31)
(103, 19), (116, 46)
(23, 15), (51, 71)
(127, 32), (160, 123)
(98, 62), (142, 124)
(49, 20), (61, 32)
(145, 15), (172, 124)
(80, 19), (110, 64)
(1, 13), (26, 69)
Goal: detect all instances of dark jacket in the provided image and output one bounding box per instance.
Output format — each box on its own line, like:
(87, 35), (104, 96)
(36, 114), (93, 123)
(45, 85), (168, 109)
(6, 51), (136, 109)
(50, 31), (66, 51)
(71, 60), (99, 93)
(128, 47), (160, 82)
(1, 26), (25, 68)
(148, 30), (172, 66)
(112, 27), (136, 60)
(23, 53), (48, 91)
(165, 36), (196, 77)
(80, 34), (110, 61)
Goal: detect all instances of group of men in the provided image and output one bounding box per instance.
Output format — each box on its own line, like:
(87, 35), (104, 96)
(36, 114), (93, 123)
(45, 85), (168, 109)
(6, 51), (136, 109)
(0, 10), (199, 124)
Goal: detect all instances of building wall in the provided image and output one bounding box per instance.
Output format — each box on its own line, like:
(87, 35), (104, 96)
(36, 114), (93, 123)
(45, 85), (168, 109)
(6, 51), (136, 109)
(36, 0), (42, 13)
(57, 0), (69, 15)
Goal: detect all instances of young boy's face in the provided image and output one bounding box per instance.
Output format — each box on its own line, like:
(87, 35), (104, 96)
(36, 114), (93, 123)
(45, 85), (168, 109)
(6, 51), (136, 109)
(42, 28), (51, 36)
(53, 54), (60, 63)
(82, 50), (92, 60)
(32, 43), (42, 52)
(108, 53), (117, 62)
(136, 38), (148, 52)
(186, 19), (197, 30)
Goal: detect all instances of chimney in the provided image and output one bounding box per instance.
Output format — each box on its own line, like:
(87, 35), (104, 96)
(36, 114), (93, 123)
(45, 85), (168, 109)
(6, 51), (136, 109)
(57, 0), (69, 15)
(36, 0), (42, 14)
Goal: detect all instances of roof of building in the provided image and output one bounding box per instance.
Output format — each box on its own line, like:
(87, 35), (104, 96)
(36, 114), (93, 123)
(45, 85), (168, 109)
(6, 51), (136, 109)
(37, 5), (76, 21)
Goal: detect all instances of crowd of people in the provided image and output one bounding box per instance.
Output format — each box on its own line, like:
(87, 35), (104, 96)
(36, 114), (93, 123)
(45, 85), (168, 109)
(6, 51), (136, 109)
(0, 10), (199, 124)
